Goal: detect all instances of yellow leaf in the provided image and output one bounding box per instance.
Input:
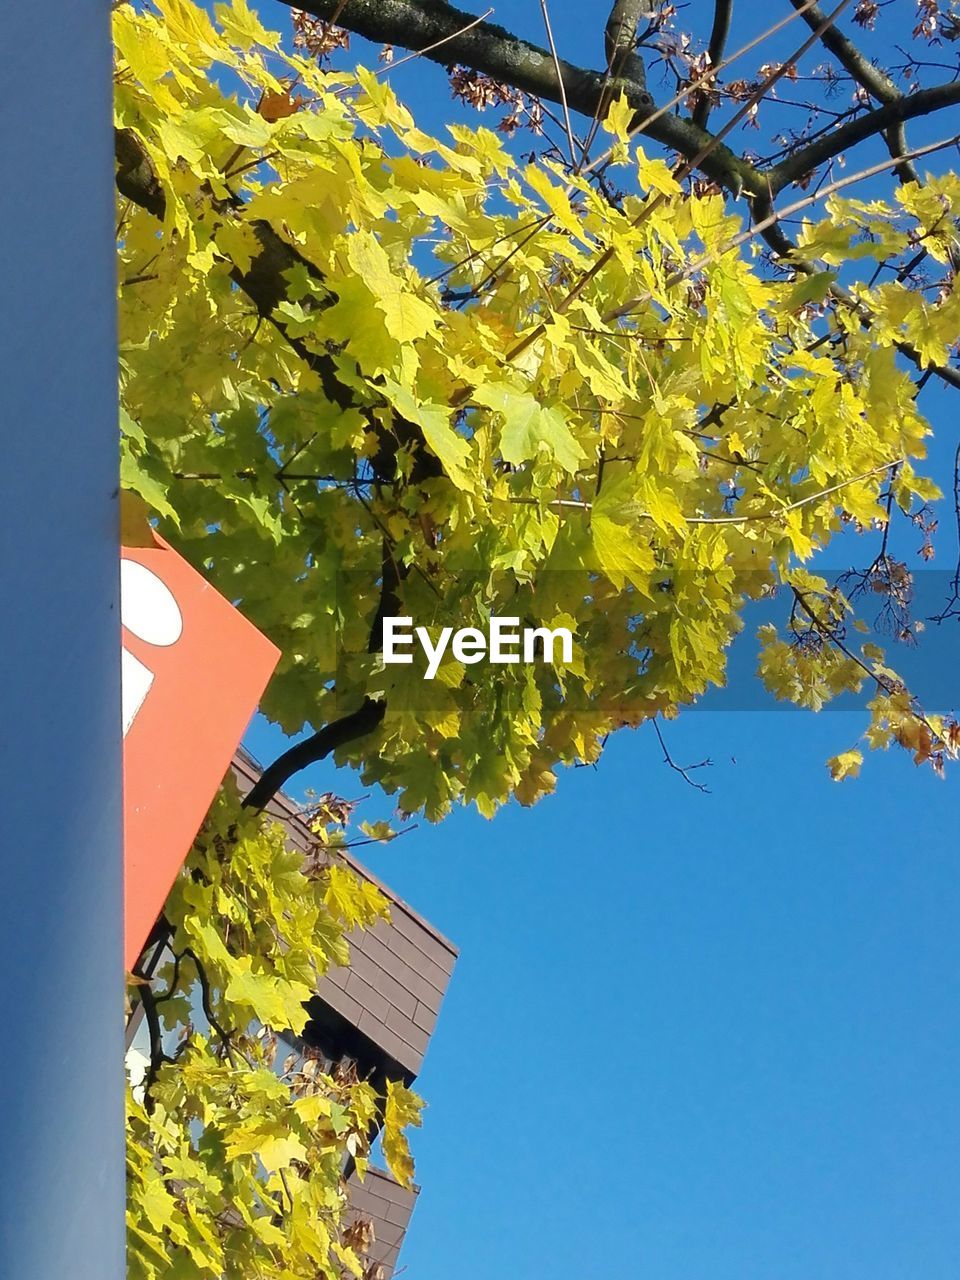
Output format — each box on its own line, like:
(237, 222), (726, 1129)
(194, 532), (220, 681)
(156, 0), (219, 55)
(259, 1133), (307, 1173)
(637, 478), (687, 538)
(215, 0), (280, 50)
(827, 749), (863, 781)
(523, 164), (589, 243)
(591, 514), (654, 591)
(114, 12), (182, 115)
(602, 91), (634, 145)
(382, 1081), (422, 1188)
(473, 381), (583, 474)
(637, 151), (681, 196)
(346, 232), (439, 343)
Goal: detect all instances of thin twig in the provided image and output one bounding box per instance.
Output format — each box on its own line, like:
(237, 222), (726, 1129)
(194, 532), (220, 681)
(139, 983), (173, 1105)
(338, 822), (419, 852)
(692, 0), (734, 130)
(376, 7), (495, 78)
(652, 719), (713, 792)
(182, 947), (239, 1064)
(507, 460), (903, 525)
(578, 0), (826, 183)
(424, 215), (550, 289)
(539, 0), (577, 167)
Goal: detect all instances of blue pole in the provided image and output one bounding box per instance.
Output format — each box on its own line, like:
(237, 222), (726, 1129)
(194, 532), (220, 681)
(0, 2), (124, 1276)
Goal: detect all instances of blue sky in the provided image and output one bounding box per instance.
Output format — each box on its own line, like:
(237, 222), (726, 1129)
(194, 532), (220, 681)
(241, 2), (960, 1276)
(246, 701), (960, 1280)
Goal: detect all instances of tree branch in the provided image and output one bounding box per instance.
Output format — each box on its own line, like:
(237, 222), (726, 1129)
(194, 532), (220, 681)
(280, 0), (769, 197)
(116, 128), (350, 395)
(117, 3), (960, 807)
(788, 0), (902, 101)
(115, 127), (446, 482)
(691, 0), (734, 130)
(116, 126), (166, 218)
(181, 948), (239, 1062)
(540, 0), (578, 165)
(770, 80), (960, 192)
(139, 982), (173, 1104)
(788, 0), (917, 182)
(298, 0), (654, 104)
(652, 718), (713, 793)
(242, 697), (387, 810)
(750, 192), (960, 394)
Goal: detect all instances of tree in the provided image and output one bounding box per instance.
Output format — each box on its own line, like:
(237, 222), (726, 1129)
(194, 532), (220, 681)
(116, 0), (960, 823)
(117, 1), (960, 1271)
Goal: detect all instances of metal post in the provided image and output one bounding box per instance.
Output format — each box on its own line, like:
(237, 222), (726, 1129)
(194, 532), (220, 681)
(0, 2), (124, 1276)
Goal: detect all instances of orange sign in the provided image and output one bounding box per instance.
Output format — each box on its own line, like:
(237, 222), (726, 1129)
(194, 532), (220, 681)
(121, 535), (279, 970)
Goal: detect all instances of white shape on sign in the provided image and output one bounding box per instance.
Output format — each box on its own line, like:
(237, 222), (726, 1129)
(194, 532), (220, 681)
(120, 559), (183, 736)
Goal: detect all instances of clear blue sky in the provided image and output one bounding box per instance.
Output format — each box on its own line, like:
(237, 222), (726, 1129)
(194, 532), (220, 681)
(242, 3), (960, 1276)
(246, 703), (960, 1280)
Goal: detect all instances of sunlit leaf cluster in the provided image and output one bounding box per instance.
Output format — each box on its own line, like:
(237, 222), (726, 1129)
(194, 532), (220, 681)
(116, 0), (960, 822)
(127, 784), (421, 1280)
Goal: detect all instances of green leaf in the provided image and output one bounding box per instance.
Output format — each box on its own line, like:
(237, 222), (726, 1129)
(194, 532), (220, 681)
(224, 957), (312, 1033)
(784, 270), (837, 311)
(474, 382), (583, 473)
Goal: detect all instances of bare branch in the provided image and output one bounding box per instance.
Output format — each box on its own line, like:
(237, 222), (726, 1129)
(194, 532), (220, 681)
(789, 0), (903, 100)
(770, 80), (960, 193)
(242, 542), (403, 809)
(540, 0), (577, 166)
(509, 460), (906, 524)
(929, 444), (960, 624)
(652, 719), (713, 793)
(788, 0), (918, 182)
(691, 0), (734, 130)
(242, 698), (387, 811)
(374, 4), (494, 75)
(138, 983), (173, 1104)
(181, 948), (239, 1062)
(115, 127), (166, 219)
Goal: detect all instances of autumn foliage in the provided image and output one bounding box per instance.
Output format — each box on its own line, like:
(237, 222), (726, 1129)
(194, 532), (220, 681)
(114, 0), (960, 1273)
(117, 0), (960, 817)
